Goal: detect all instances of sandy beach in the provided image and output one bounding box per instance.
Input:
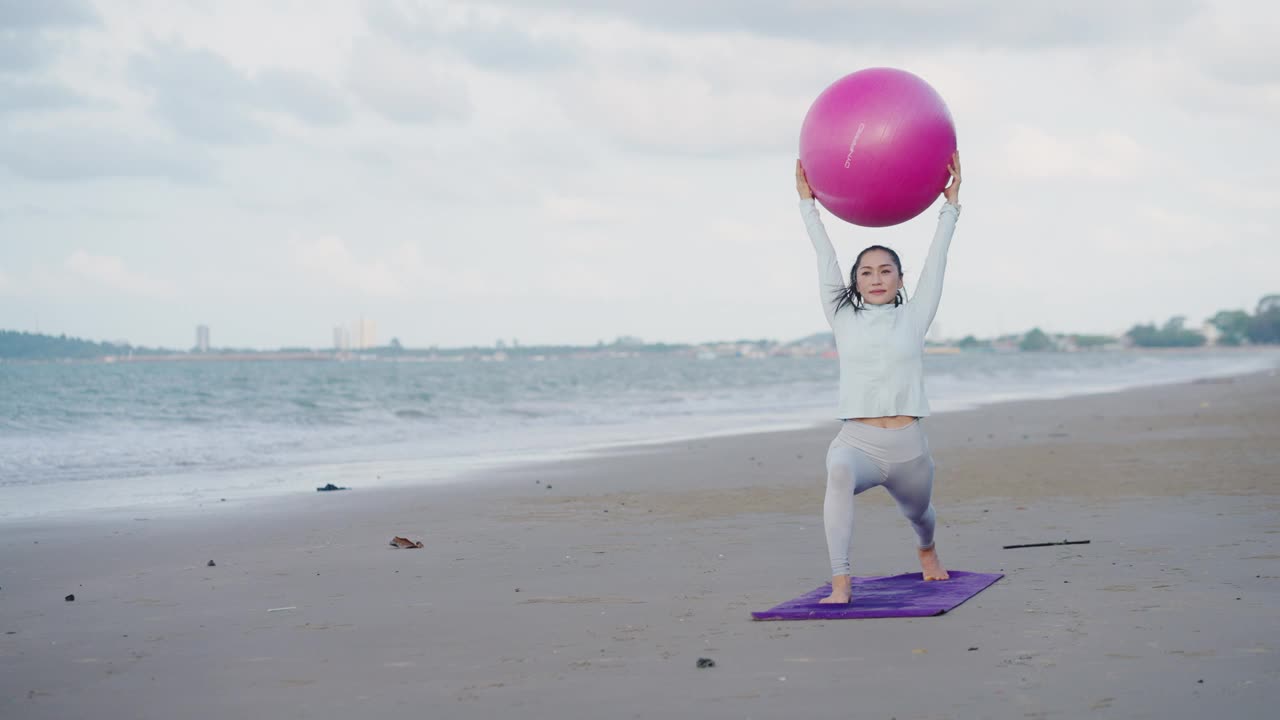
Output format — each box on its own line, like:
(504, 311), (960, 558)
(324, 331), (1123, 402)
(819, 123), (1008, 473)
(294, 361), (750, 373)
(2, 369), (1278, 719)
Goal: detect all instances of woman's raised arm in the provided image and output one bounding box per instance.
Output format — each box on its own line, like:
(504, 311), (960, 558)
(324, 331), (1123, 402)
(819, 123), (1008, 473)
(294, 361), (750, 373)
(907, 152), (962, 335)
(797, 160), (845, 326)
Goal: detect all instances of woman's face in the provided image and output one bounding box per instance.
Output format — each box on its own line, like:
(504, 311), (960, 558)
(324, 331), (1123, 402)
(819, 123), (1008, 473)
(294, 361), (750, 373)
(855, 249), (903, 305)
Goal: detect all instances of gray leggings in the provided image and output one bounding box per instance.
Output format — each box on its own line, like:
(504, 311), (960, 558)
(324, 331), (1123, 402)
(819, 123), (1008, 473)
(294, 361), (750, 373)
(824, 419), (937, 576)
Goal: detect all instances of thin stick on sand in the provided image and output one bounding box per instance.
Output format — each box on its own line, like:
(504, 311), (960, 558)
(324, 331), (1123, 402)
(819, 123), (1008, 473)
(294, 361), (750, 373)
(1002, 540), (1091, 550)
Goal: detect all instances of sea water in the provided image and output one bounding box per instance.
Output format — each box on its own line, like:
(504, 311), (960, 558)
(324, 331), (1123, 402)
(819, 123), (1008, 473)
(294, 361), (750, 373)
(2, 348), (1276, 519)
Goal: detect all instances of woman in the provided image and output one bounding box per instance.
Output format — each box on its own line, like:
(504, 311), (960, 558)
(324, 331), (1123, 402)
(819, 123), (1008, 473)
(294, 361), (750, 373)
(795, 153), (962, 604)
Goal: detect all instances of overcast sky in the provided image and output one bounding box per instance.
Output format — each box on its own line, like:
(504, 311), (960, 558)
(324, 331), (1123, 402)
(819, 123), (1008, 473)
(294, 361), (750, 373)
(1, 0), (1275, 349)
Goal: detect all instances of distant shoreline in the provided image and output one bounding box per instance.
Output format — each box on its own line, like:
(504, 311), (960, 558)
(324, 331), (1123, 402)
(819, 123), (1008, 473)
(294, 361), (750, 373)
(3, 343), (1277, 366)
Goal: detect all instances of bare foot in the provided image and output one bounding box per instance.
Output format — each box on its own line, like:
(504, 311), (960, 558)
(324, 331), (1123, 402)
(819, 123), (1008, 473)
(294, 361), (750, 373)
(819, 575), (852, 603)
(918, 545), (949, 580)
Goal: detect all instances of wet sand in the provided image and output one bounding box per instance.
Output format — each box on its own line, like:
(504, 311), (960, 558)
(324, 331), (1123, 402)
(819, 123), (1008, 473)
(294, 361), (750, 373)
(1, 369), (1277, 719)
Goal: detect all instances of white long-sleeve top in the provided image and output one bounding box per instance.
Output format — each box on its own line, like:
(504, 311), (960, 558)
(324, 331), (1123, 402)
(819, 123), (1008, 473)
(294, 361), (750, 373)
(802, 198), (961, 419)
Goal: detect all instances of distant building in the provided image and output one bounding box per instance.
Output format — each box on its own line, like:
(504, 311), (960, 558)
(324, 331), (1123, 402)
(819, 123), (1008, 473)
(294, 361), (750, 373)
(333, 326), (351, 351)
(195, 325), (210, 353)
(355, 318), (377, 350)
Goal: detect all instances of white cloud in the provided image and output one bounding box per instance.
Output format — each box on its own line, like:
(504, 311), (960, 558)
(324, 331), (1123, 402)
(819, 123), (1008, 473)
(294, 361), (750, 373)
(1000, 126), (1149, 181)
(1181, 0), (1280, 87)
(0, 126), (212, 182)
(0, 0), (99, 30)
(64, 250), (173, 296)
(476, 0), (1198, 50)
(346, 40), (471, 125)
(532, 18), (823, 156)
(1197, 178), (1277, 212)
(285, 231), (641, 304)
(126, 41), (352, 143)
(538, 194), (621, 224)
(365, 0), (578, 70)
(561, 65), (797, 155)
(284, 235), (503, 302)
(1133, 206), (1226, 255)
(1086, 3), (1280, 127)
(287, 235), (416, 298)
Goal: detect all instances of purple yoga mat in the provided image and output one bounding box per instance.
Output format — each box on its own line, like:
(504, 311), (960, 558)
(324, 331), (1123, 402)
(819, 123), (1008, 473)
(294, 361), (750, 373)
(751, 570), (1003, 621)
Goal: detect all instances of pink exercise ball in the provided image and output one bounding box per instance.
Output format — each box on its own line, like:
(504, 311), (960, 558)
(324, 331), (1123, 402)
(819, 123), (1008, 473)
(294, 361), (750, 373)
(798, 68), (957, 228)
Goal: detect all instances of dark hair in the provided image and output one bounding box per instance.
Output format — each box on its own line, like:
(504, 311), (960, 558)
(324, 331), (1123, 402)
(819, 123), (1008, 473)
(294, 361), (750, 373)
(833, 244), (905, 314)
